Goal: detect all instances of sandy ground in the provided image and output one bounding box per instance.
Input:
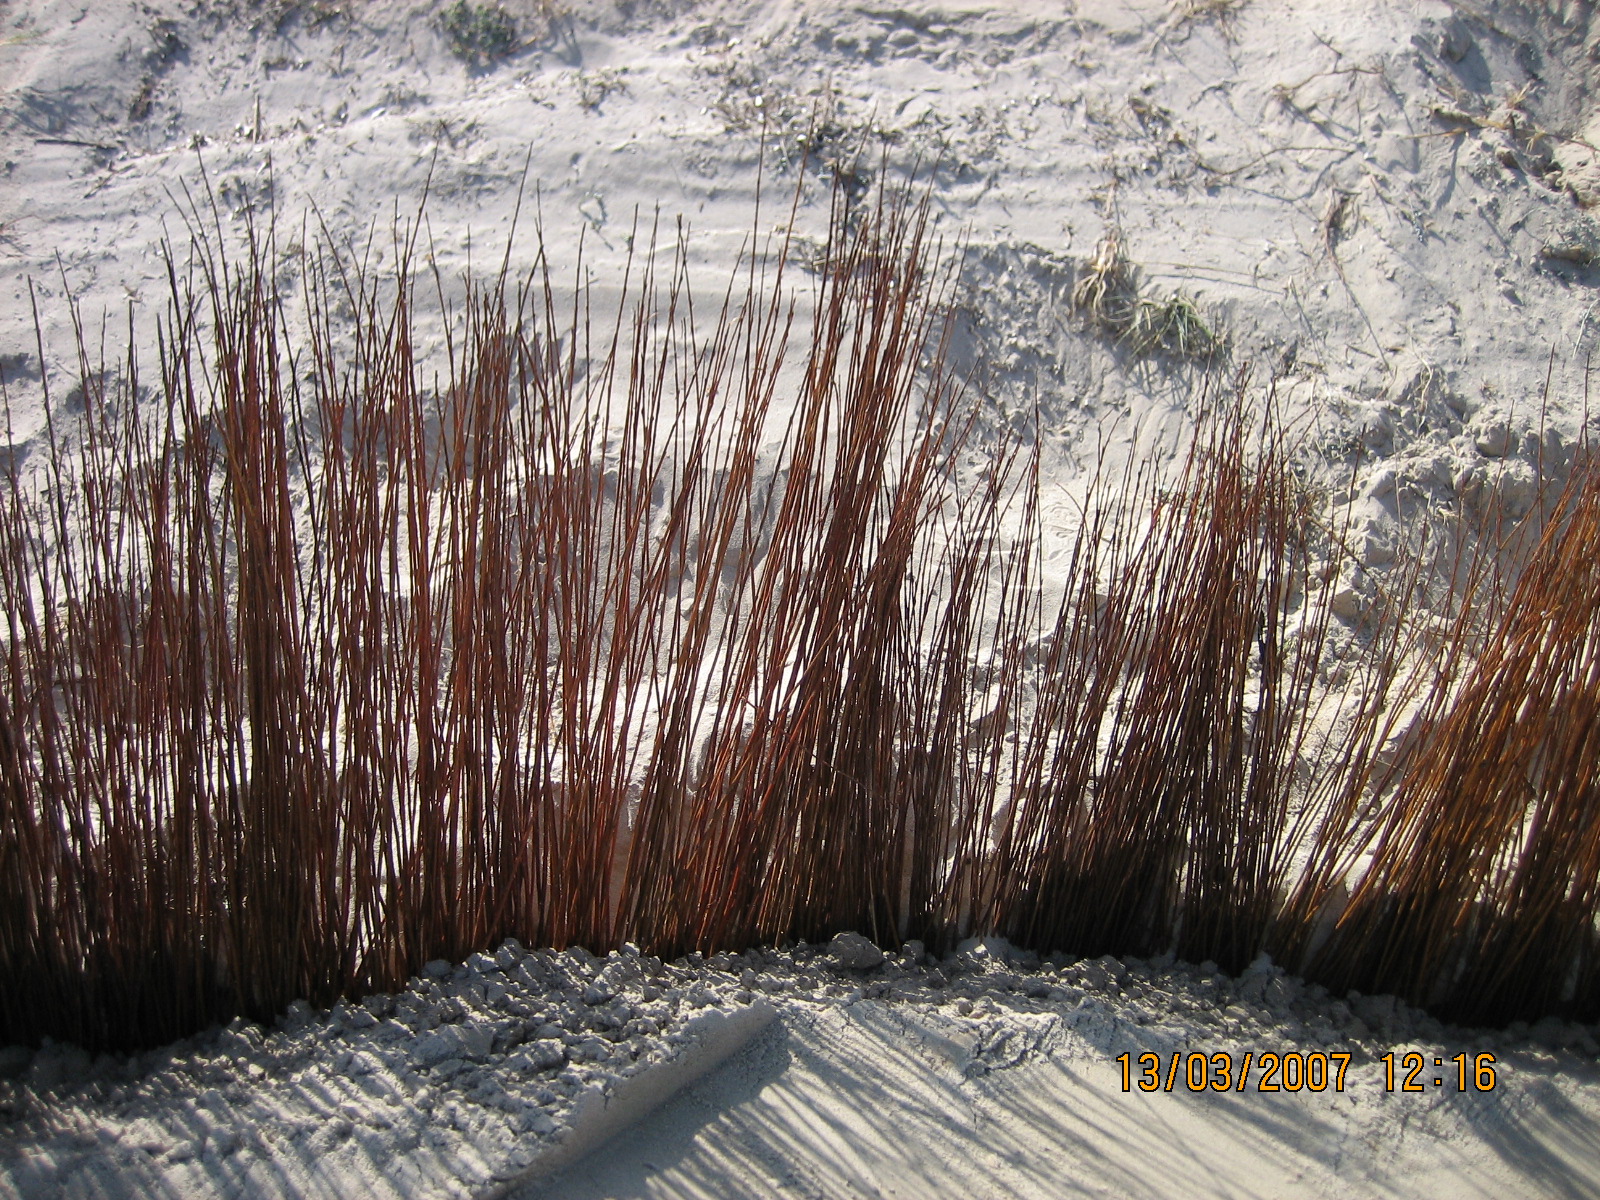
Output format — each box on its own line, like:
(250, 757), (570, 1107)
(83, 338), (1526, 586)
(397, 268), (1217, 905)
(5, 0), (1600, 1195)
(515, 992), (1600, 1200)
(6, 940), (1600, 1199)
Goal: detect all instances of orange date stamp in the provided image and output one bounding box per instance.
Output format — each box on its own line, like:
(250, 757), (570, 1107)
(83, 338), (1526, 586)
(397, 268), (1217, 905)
(1115, 1050), (1499, 1093)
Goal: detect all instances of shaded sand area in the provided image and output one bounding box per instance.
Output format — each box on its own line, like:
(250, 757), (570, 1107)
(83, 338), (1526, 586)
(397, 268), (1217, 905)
(513, 958), (1600, 1200)
(7, 942), (1600, 1198)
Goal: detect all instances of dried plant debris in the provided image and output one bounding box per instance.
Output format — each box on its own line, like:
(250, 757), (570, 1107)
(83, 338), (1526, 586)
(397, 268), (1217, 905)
(1072, 231), (1223, 360)
(1170, 0), (1245, 37)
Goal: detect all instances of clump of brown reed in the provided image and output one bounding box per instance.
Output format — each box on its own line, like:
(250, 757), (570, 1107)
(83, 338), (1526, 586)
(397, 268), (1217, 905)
(3, 170), (1599, 1052)
(980, 383), (1339, 971)
(1290, 440), (1600, 1025)
(0, 172), (1013, 1050)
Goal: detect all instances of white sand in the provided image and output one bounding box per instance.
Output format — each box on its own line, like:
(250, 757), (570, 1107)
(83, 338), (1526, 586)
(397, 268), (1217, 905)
(4, 0), (1600, 1195)
(512, 967), (1600, 1200)
(4, 940), (1600, 1198)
